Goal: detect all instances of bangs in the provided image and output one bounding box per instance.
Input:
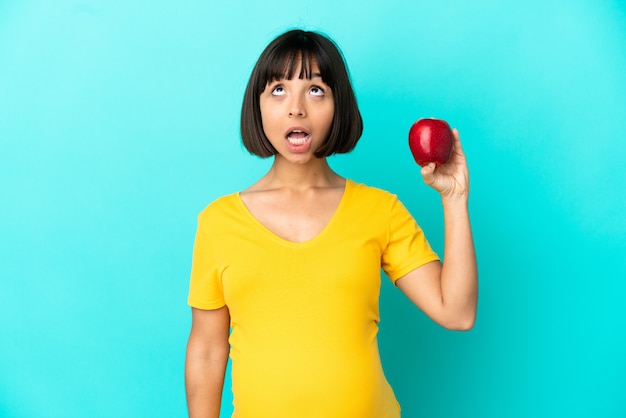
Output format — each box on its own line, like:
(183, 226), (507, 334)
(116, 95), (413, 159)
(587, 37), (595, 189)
(268, 50), (317, 81)
(257, 45), (333, 93)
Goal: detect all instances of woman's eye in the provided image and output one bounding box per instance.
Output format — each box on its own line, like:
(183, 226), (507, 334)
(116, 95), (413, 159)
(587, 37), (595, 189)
(310, 86), (324, 97)
(271, 85), (285, 96)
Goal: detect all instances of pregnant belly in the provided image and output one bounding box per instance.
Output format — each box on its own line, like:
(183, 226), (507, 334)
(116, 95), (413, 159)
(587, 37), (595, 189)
(230, 343), (400, 418)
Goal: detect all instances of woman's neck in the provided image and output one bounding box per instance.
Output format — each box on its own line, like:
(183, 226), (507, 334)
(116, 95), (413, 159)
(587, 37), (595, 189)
(250, 156), (344, 192)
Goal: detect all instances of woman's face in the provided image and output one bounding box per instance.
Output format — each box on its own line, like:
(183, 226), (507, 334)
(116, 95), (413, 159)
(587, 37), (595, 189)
(259, 59), (334, 164)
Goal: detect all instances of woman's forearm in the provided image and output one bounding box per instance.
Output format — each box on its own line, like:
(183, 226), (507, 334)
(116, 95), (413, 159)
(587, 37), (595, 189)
(440, 196), (478, 330)
(185, 355), (226, 418)
(185, 339), (229, 418)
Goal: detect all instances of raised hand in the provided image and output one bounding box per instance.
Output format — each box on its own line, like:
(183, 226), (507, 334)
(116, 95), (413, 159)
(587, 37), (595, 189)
(420, 129), (469, 200)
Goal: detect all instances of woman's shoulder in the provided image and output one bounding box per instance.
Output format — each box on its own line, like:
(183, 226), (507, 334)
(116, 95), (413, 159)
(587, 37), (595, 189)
(197, 192), (241, 220)
(343, 180), (402, 217)
(346, 179), (398, 202)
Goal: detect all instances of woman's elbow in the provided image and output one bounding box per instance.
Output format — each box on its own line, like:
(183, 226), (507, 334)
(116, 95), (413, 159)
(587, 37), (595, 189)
(442, 312), (476, 331)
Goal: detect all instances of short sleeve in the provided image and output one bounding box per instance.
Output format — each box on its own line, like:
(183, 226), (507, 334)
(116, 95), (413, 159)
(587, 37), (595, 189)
(187, 214), (226, 310)
(381, 196), (440, 283)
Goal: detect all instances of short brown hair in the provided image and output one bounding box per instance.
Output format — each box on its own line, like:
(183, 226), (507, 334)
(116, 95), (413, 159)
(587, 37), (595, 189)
(241, 29), (363, 158)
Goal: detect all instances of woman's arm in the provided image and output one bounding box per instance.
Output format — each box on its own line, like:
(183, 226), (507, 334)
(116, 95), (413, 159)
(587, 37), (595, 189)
(185, 306), (231, 418)
(395, 129), (478, 330)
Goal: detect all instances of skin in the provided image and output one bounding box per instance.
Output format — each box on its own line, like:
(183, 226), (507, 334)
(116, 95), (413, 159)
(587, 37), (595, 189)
(185, 306), (230, 418)
(396, 130), (478, 331)
(185, 61), (478, 418)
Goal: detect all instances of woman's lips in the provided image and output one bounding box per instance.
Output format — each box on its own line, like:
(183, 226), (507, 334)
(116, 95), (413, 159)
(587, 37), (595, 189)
(287, 130), (311, 145)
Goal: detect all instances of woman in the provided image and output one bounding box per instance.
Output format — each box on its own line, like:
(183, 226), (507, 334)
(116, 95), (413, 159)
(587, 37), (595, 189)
(185, 29), (477, 418)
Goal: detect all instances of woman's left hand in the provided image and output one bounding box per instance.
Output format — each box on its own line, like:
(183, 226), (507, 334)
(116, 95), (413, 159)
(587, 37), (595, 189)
(420, 129), (469, 200)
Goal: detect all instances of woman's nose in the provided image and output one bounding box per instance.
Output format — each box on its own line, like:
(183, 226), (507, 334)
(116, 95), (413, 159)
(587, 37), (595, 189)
(288, 96), (306, 117)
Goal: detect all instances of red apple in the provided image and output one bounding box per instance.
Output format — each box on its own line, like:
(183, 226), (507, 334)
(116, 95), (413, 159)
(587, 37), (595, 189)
(408, 118), (454, 167)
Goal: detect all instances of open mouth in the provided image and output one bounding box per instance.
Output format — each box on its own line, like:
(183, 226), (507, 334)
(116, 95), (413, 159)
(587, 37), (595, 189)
(286, 129), (311, 145)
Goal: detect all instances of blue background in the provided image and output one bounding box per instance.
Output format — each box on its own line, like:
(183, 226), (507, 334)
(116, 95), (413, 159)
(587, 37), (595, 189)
(1, 1), (625, 417)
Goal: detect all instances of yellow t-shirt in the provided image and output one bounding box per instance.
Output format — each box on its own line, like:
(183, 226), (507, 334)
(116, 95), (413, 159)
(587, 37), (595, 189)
(188, 180), (439, 418)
